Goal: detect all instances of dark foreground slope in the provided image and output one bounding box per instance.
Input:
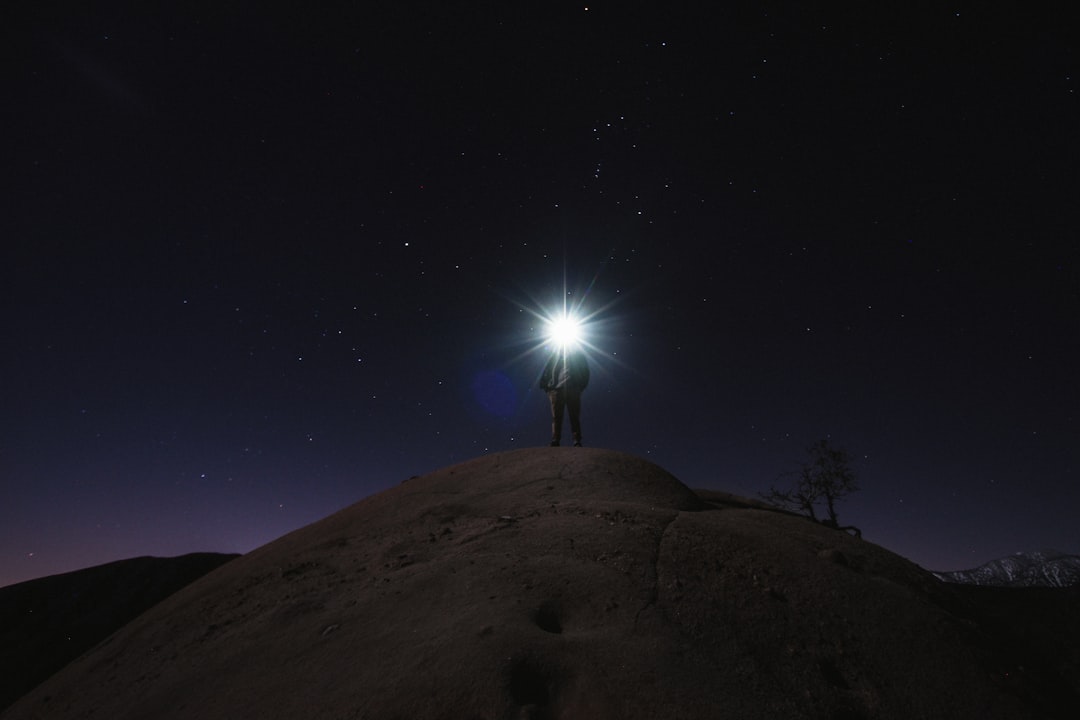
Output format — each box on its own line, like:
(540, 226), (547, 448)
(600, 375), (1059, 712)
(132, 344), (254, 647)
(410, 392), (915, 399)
(0, 553), (238, 713)
(4, 448), (1077, 719)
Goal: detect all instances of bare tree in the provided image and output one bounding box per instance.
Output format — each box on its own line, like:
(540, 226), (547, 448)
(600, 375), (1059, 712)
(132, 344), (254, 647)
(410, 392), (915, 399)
(762, 439), (861, 537)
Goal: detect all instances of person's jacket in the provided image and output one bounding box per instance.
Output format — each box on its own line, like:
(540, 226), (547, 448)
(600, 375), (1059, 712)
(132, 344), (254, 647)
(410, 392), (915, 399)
(539, 348), (589, 392)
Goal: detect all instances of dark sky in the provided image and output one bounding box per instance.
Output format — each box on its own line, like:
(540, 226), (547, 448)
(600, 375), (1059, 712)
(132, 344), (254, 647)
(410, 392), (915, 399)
(3, 2), (1078, 587)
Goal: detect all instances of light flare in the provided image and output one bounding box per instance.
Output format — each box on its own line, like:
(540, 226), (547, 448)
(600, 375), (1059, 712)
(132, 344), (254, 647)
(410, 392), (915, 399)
(546, 313), (584, 348)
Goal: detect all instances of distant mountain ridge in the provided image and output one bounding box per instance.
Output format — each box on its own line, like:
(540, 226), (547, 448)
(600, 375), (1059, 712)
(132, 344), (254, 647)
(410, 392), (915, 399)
(934, 551), (1080, 588)
(0, 552), (238, 713)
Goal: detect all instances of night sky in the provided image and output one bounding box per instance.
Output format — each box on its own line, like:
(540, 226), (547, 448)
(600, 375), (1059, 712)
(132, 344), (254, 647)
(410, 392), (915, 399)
(3, 2), (1078, 588)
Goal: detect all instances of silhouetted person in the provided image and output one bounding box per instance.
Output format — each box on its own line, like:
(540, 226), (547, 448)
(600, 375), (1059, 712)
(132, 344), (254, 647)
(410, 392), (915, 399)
(539, 345), (589, 446)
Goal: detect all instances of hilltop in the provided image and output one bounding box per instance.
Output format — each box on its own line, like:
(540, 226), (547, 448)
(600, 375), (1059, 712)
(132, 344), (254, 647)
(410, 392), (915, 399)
(4, 448), (1077, 719)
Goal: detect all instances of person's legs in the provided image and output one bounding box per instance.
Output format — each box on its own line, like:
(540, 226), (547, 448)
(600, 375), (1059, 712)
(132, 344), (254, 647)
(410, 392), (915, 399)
(548, 390), (565, 445)
(566, 390), (582, 446)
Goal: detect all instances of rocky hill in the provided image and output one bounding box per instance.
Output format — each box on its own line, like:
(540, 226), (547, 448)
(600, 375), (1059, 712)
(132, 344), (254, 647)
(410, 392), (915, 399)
(3, 448), (1077, 719)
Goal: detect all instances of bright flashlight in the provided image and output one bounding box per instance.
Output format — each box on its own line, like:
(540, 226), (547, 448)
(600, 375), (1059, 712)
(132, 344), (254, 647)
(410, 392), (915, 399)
(546, 313), (583, 348)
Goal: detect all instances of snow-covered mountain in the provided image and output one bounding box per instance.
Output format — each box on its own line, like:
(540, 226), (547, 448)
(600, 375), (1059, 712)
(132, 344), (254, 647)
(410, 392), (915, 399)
(933, 550), (1080, 588)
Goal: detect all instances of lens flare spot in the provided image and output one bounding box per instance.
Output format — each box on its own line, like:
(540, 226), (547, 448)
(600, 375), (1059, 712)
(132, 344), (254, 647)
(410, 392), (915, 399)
(471, 370), (516, 418)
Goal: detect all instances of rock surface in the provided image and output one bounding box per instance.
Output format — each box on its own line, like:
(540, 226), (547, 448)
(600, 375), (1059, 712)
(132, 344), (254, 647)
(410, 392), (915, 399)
(4, 448), (1077, 719)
